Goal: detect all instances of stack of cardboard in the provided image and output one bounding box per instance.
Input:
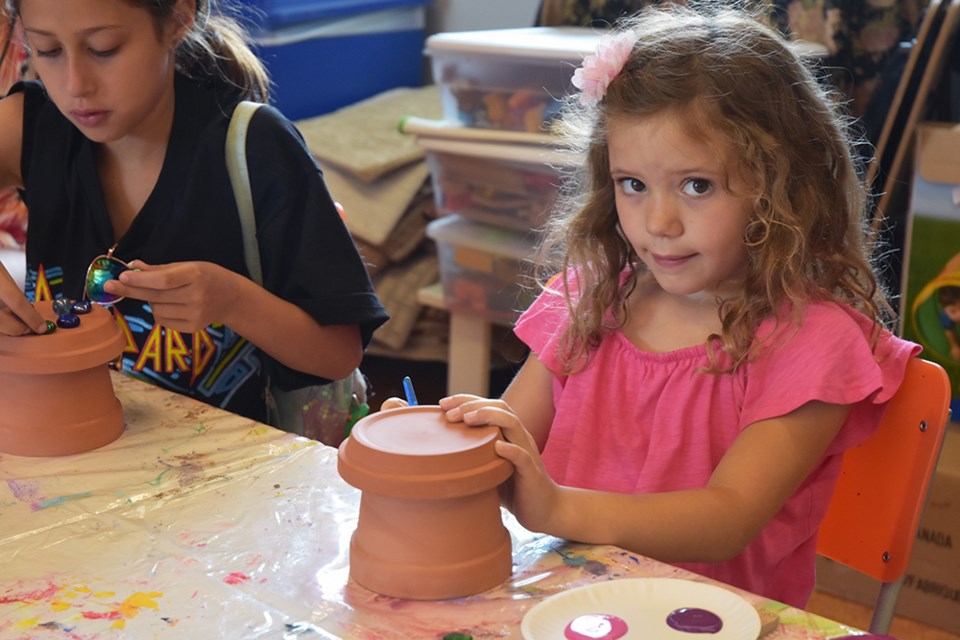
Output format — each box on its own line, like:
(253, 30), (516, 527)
(296, 85), (449, 360)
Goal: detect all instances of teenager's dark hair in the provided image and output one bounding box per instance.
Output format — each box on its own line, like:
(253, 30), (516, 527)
(6, 0), (270, 101)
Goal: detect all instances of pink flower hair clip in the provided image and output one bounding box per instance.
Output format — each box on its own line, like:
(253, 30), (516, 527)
(572, 30), (639, 106)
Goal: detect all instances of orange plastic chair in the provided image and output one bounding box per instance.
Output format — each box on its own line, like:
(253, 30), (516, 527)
(817, 357), (951, 635)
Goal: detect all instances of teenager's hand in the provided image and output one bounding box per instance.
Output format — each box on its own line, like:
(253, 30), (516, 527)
(0, 266), (45, 336)
(108, 260), (243, 333)
(440, 394), (562, 534)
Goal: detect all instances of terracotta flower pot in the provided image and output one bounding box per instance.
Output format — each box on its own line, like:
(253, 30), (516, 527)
(0, 301), (125, 456)
(338, 405), (514, 600)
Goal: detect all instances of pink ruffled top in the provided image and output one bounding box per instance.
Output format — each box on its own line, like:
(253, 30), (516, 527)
(515, 287), (920, 607)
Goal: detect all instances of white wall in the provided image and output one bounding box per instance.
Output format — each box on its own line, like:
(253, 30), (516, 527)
(0, 248), (25, 291)
(426, 0), (541, 35)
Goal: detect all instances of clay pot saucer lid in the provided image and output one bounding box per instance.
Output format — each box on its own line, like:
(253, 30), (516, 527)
(338, 405), (513, 499)
(0, 300), (124, 374)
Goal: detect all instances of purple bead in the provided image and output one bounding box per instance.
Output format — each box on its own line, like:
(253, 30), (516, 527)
(70, 300), (92, 314)
(52, 298), (74, 317)
(56, 314), (80, 329)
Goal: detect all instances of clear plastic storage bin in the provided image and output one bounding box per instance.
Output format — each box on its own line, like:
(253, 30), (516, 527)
(425, 27), (600, 133)
(411, 127), (578, 231)
(426, 215), (538, 323)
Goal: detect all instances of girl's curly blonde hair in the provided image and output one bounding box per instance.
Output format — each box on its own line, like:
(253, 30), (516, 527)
(537, 2), (891, 374)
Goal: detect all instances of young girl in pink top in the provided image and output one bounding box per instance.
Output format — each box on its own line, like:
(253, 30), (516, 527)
(390, 4), (919, 607)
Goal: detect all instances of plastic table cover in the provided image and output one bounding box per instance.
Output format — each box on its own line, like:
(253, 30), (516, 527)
(0, 373), (866, 639)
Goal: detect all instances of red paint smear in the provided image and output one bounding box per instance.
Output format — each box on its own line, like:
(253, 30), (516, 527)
(223, 572), (251, 585)
(0, 583), (59, 604)
(81, 610), (122, 620)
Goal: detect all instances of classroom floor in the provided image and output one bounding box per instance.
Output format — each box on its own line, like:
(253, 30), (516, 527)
(360, 354), (960, 640)
(805, 591), (960, 639)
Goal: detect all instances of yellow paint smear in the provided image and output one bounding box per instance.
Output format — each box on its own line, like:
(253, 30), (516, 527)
(119, 591), (163, 618)
(50, 600), (71, 611)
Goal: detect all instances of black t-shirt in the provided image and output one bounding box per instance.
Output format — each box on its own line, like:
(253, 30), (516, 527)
(14, 74), (388, 422)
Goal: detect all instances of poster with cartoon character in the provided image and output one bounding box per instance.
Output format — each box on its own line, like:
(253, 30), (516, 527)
(900, 124), (960, 413)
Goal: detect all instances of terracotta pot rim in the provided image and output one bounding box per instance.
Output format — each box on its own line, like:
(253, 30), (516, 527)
(0, 301), (124, 373)
(338, 405), (513, 498)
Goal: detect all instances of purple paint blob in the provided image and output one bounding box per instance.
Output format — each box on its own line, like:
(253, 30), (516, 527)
(666, 607), (724, 634)
(564, 613), (629, 640)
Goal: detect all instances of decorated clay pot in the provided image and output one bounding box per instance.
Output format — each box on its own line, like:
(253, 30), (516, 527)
(0, 300), (125, 456)
(338, 405), (514, 600)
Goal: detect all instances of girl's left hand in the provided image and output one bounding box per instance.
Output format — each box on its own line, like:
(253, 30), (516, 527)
(106, 260), (242, 333)
(440, 394), (562, 533)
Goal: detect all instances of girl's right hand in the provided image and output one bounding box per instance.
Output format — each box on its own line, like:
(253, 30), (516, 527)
(439, 394), (563, 534)
(0, 266), (45, 336)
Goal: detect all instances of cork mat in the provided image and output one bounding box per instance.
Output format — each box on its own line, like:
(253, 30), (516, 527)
(319, 159), (431, 247)
(296, 85), (442, 248)
(296, 85), (443, 183)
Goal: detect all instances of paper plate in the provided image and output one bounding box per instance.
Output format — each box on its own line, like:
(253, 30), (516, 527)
(521, 578), (761, 640)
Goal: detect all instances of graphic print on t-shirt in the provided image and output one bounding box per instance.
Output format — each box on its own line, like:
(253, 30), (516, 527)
(30, 262), (58, 302)
(26, 263), (262, 413)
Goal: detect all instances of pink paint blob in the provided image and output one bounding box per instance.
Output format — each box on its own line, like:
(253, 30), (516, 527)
(223, 572), (251, 585)
(564, 613), (629, 640)
(666, 607), (723, 634)
(81, 610), (122, 620)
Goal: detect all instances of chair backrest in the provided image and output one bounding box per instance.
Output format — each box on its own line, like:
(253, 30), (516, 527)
(817, 357), (951, 584)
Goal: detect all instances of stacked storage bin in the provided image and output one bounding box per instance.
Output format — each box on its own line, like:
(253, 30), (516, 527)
(412, 27), (599, 326)
(238, 0), (433, 120)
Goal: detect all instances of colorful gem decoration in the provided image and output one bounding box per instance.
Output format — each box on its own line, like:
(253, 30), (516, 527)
(85, 253), (130, 305)
(56, 314), (80, 329)
(46, 299), (85, 331)
(52, 298), (74, 317)
(71, 300), (92, 315)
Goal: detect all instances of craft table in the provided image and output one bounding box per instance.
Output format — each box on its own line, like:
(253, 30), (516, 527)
(1, 372), (867, 639)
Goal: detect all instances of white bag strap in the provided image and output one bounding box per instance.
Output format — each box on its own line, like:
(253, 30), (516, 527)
(226, 100), (265, 286)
